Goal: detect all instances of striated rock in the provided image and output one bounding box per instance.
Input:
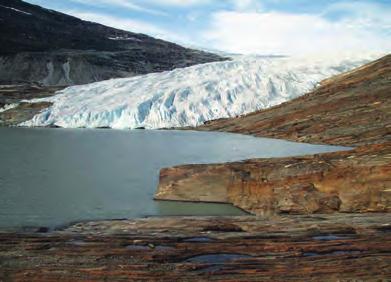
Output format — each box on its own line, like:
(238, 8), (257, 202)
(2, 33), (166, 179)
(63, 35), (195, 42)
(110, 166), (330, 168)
(157, 143), (391, 215)
(0, 214), (390, 281)
(0, 49), (226, 87)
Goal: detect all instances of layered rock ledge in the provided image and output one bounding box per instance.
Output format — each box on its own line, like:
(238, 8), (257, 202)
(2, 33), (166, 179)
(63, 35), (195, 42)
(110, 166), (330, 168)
(156, 54), (391, 216)
(1, 214), (390, 281)
(157, 143), (391, 215)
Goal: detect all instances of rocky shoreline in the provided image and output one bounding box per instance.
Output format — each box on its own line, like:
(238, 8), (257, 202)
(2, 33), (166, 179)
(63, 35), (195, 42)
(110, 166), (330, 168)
(156, 143), (390, 216)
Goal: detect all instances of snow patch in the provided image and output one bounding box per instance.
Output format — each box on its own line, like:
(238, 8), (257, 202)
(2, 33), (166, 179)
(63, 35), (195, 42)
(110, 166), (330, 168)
(0, 103), (19, 113)
(108, 36), (142, 42)
(22, 52), (383, 129)
(0, 5), (32, 15)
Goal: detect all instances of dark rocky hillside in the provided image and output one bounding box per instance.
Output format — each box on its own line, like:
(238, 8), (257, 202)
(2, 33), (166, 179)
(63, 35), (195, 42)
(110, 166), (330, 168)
(0, 0), (226, 86)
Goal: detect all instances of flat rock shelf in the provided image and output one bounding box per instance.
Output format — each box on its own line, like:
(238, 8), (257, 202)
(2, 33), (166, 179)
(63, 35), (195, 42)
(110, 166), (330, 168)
(0, 214), (390, 281)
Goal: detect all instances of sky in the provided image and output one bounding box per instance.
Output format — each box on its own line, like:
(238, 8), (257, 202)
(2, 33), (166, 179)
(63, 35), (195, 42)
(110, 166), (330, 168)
(25, 0), (391, 55)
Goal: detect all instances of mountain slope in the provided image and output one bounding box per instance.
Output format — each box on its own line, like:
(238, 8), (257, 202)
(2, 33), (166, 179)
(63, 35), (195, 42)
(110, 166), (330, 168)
(196, 54), (391, 146)
(0, 0), (225, 86)
(22, 53), (382, 129)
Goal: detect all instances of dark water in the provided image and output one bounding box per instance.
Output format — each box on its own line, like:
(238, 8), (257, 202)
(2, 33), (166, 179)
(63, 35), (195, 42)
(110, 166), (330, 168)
(0, 128), (348, 229)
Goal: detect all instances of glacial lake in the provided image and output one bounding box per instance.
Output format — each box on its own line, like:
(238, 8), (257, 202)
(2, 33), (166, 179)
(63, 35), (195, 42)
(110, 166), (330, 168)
(0, 128), (348, 230)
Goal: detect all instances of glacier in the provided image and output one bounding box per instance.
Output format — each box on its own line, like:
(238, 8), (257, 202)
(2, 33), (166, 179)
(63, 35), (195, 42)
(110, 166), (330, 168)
(21, 53), (383, 129)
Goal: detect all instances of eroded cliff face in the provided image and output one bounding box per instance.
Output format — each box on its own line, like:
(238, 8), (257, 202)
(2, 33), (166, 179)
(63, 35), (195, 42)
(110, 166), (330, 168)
(226, 144), (391, 215)
(156, 55), (391, 215)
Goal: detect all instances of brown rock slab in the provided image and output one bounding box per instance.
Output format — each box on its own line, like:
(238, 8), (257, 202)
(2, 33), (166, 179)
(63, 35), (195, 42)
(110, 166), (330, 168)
(0, 214), (390, 281)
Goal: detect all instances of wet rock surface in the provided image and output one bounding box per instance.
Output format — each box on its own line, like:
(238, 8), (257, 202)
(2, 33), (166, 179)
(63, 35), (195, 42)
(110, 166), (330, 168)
(0, 214), (390, 281)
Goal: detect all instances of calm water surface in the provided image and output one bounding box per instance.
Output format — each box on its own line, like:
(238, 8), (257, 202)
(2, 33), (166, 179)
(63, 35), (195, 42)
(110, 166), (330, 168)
(0, 128), (348, 229)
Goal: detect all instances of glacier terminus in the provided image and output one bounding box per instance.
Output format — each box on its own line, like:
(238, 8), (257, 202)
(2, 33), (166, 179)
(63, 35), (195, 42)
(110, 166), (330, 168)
(22, 53), (383, 129)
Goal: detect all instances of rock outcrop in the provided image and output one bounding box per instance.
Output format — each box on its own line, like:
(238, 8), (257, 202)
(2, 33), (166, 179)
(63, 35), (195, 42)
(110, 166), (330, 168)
(0, 84), (61, 126)
(1, 214), (390, 281)
(0, 0), (225, 86)
(157, 143), (391, 215)
(156, 55), (391, 215)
